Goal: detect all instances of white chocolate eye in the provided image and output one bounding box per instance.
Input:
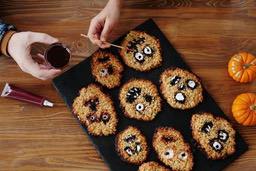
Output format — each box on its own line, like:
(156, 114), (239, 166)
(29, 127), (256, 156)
(186, 79), (197, 90)
(178, 152), (188, 161)
(143, 46), (152, 55)
(175, 92), (185, 102)
(136, 103), (144, 112)
(163, 149), (174, 159)
(99, 68), (108, 76)
(218, 130), (229, 142)
(125, 147), (133, 156)
(136, 144), (141, 152)
(212, 141), (222, 151)
(134, 52), (144, 61)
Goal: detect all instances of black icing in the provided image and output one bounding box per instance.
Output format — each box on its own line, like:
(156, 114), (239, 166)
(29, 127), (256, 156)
(144, 94), (153, 103)
(84, 98), (99, 111)
(170, 76), (181, 86)
(201, 121), (213, 133)
(98, 56), (110, 63)
(209, 138), (223, 152)
(164, 151), (171, 156)
(218, 130), (229, 142)
(125, 135), (136, 143)
(126, 87), (141, 103)
(107, 65), (114, 75)
(177, 83), (186, 91)
(162, 136), (174, 143)
(101, 113), (110, 124)
(127, 37), (145, 53)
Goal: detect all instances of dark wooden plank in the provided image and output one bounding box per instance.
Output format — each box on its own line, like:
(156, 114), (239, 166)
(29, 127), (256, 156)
(0, 0), (255, 170)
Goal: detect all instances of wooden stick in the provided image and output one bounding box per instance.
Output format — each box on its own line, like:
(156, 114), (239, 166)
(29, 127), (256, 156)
(80, 34), (124, 49)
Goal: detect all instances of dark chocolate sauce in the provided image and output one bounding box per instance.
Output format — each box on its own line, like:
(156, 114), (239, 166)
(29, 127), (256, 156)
(46, 43), (70, 68)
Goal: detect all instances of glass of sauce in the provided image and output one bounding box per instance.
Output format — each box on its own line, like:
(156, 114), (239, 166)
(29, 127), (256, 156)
(44, 43), (71, 69)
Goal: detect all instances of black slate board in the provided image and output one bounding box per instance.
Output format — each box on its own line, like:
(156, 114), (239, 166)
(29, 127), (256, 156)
(52, 19), (248, 171)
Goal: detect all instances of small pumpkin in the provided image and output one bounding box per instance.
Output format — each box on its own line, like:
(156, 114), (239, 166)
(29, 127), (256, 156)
(228, 52), (256, 83)
(232, 93), (256, 126)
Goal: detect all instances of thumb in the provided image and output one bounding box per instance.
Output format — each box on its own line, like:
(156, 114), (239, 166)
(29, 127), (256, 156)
(100, 19), (113, 42)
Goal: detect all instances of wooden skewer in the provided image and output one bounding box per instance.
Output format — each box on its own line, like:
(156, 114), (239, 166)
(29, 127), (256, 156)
(80, 34), (124, 49)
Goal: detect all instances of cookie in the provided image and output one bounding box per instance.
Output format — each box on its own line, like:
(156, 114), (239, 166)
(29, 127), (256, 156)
(72, 84), (117, 136)
(191, 112), (236, 159)
(160, 68), (203, 110)
(119, 79), (162, 121)
(138, 161), (170, 171)
(115, 126), (148, 164)
(91, 50), (123, 89)
(153, 127), (194, 171)
(120, 31), (162, 71)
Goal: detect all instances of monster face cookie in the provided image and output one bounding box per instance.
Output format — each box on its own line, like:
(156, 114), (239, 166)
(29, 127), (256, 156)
(120, 31), (162, 71)
(153, 127), (194, 171)
(115, 126), (148, 164)
(138, 161), (170, 171)
(72, 84), (117, 136)
(160, 68), (203, 110)
(119, 79), (162, 121)
(191, 113), (236, 159)
(91, 50), (123, 89)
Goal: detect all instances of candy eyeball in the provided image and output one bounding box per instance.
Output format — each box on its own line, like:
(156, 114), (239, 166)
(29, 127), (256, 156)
(170, 76), (181, 86)
(88, 114), (97, 122)
(178, 151), (188, 161)
(136, 103), (144, 112)
(124, 146), (133, 156)
(163, 149), (174, 159)
(143, 46), (152, 55)
(134, 52), (144, 62)
(210, 139), (223, 152)
(101, 113), (110, 124)
(175, 92), (186, 103)
(136, 144), (141, 152)
(218, 130), (229, 142)
(99, 68), (108, 76)
(186, 79), (197, 90)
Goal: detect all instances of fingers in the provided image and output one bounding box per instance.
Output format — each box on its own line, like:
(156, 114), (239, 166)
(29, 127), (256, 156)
(88, 18), (102, 46)
(27, 32), (59, 45)
(19, 57), (61, 80)
(30, 64), (61, 80)
(100, 19), (113, 42)
(88, 17), (112, 49)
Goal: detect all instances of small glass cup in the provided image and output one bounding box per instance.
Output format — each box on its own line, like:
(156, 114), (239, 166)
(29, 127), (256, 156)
(44, 43), (71, 69)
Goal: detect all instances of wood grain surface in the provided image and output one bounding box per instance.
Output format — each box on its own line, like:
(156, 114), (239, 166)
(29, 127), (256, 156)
(0, 0), (255, 170)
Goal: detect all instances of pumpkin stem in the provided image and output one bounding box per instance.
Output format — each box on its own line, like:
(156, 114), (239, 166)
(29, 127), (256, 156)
(243, 63), (251, 69)
(250, 104), (256, 111)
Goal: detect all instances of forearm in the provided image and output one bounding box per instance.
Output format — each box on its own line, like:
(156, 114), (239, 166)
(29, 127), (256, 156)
(0, 21), (16, 57)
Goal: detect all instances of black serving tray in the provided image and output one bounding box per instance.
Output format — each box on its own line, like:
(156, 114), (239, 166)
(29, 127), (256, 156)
(52, 19), (248, 171)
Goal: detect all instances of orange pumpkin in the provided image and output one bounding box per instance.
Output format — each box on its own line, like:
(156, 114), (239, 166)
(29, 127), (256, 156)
(232, 93), (256, 126)
(228, 52), (256, 83)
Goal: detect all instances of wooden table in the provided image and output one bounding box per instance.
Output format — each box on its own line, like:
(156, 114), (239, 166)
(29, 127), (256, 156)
(0, 0), (255, 170)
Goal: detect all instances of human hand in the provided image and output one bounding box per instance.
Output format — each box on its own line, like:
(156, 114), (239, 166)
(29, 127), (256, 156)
(88, 0), (121, 48)
(8, 31), (61, 80)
